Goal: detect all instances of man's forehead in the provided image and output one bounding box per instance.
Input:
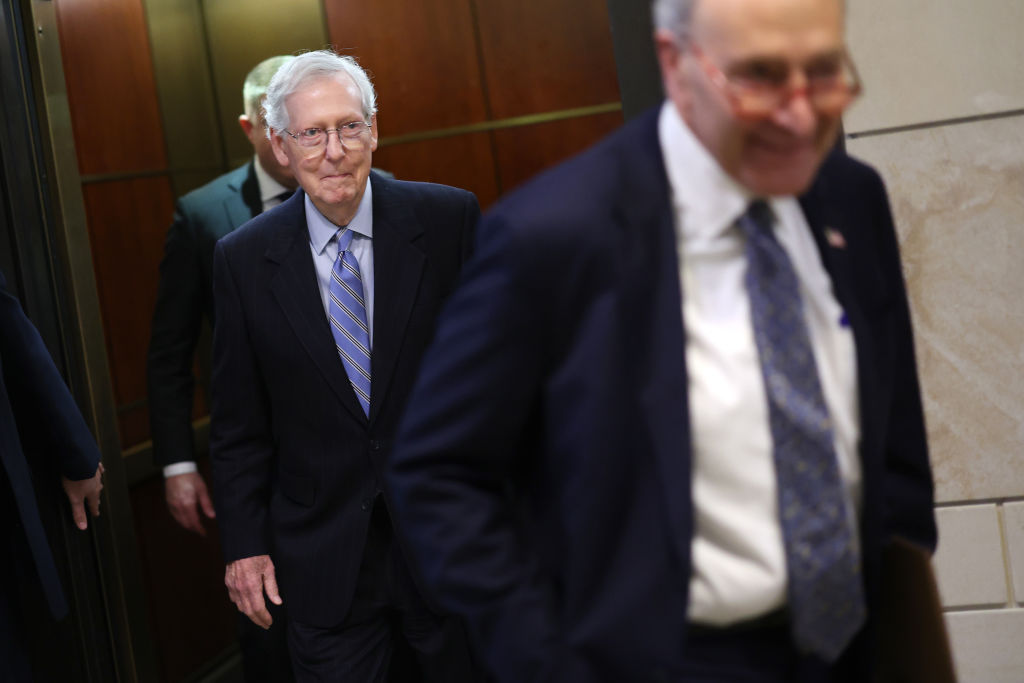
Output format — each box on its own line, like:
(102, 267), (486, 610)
(286, 73), (362, 114)
(693, 0), (844, 54)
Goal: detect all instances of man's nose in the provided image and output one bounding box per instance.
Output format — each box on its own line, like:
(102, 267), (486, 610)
(324, 129), (346, 159)
(772, 74), (818, 135)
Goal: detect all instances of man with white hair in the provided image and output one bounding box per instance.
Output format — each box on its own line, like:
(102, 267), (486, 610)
(388, 0), (936, 680)
(209, 50), (482, 681)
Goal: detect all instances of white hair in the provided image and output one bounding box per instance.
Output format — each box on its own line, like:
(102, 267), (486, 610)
(262, 50), (377, 136)
(652, 0), (697, 44)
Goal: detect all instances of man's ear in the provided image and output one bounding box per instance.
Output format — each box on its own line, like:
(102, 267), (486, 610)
(238, 114), (255, 140)
(653, 29), (684, 78)
(269, 130), (291, 167)
(369, 114), (379, 152)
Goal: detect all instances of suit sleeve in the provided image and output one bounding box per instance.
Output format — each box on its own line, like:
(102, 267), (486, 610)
(146, 203), (203, 467)
(871, 175), (937, 551)
(209, 242), (274, 562)
(389, 211), (562, 682)
(0, 269), (100, 480)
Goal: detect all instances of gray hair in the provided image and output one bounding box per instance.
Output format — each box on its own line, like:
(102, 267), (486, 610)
(652, 0), (697, 44)
(262, 50), (377, 135)
(242, 55), (295, 119)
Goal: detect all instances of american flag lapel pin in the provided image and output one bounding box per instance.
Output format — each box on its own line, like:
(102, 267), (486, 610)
(824, 227), (846, 249)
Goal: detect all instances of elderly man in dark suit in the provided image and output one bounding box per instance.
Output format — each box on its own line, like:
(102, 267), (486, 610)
(0, 268), (104, 681)
(209, 50), (482, 682)
(388, 0), (937, 681)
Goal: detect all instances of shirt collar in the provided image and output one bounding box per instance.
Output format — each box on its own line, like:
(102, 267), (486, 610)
(658, 101), (758, 241)
(253, 155), (292, 204)
(306, 176), (374, 255)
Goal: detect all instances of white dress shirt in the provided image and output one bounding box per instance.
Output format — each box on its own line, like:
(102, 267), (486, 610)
(657, 102), (862, 625)
(254, 155), (293, 212)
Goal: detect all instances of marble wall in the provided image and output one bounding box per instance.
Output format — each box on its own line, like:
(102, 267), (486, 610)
(846, 2), (1024, 680)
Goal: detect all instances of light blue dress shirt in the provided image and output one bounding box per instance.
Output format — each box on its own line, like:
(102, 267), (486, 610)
(306, 179), (375, 347)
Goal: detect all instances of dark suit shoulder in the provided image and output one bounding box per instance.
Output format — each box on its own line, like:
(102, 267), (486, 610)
(488, 109), (663, 233)
(371, 174), (478, 224)
(216, 188), (303, 257)
(812, 148), (889, 200)
(177, 163), (250, 212)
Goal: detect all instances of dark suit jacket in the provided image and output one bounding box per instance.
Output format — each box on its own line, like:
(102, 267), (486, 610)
(209, 173), (479, 627)
(0, 269), (101, 619)
(388, 108), (937, 682)
(147, 162), (262, 467)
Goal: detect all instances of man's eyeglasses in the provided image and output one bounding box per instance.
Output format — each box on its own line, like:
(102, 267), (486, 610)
(691, 45), (862, 119)
(284, 121), (373, 155)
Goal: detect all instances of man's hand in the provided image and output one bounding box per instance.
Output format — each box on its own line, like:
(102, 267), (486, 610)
(61, 462), (105, 530)
(165, 471), (216, 535)
(225, 555), (282, 629)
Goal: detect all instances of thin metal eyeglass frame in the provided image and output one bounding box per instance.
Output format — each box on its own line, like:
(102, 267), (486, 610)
(284, 122), (373, 153)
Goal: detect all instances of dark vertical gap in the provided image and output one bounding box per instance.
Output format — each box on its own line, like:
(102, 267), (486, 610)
(137, 0), (174, 191)
(465, 0), (505, 196)
(604, 0), (662, 120)
(197, 0), (230, 176)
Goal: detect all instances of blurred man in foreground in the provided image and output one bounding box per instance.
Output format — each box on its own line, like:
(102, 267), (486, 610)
(389, 0), (936, 680)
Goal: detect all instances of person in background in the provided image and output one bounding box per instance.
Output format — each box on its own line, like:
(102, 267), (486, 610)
(387, 0), (937, 680)
(0, 268), (104, 682)
(146, 55), (297, 682)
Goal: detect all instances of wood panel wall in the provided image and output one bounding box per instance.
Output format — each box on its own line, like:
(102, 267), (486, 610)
(325, 0), (623, 206)
(55, 0), (172, 449)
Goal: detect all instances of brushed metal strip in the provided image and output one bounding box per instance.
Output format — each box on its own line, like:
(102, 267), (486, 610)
(379, 102), (623, 146)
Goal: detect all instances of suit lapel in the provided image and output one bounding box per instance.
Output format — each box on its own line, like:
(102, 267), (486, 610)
(620, 111), (693, 572)
(225, 161), (262, 228)
(267, 192), (367, 422)
(367, 178), (425, 425)
(799, 163), (883, 464)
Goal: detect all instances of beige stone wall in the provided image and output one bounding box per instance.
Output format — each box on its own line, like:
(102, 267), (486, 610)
(846, 2), (1024, 680)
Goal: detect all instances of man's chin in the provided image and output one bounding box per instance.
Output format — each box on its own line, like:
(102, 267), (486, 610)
(739, 159), (823, 197)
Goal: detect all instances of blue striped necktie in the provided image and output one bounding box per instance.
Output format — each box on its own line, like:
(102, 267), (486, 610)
(328, 228), (371, 416)
(739, 200), (866, 662)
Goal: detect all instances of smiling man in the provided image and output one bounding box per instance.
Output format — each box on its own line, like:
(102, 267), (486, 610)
(209, 50), (482, 682)
(388, 0), (937, 681)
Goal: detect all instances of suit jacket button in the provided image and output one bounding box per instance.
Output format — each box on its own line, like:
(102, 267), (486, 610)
(369, 439), (381, 451)
(360, 499), (371, 512)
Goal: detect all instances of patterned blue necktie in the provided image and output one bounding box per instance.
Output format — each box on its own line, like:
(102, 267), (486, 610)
(328, 228), (371, 416)
(739, 200), (866, 662)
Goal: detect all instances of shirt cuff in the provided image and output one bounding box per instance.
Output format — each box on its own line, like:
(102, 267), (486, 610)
(163, 461), (198, 478)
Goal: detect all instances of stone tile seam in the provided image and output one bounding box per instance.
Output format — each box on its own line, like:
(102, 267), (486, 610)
(936, 497), (1024, 510)
(997, 504), (1018, 607)
(846, 108), (1024, 140)
(942, 606), (1024, 616)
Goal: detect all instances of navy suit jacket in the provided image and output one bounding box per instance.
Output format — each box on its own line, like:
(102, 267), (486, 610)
(389, 109), (937, 682)
(0, 269), (101, 619)
(147, 162), (263, 467)
(209, 173), (479, 627)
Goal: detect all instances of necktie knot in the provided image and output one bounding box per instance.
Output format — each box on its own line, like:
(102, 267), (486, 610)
(336, 227), (355, 254)
(738, 199), (774, 238)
